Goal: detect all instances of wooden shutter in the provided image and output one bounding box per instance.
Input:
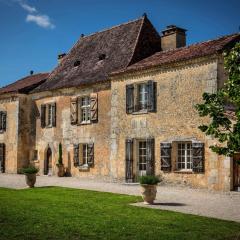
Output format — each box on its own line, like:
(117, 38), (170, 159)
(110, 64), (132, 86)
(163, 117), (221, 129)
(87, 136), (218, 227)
(70, 97), (78, 125)
(146, 138), (155, 175)
(134, 84), (140, 112)
(40, 105), (46, 128)
(147, 80), (157, 112)
(77, 97), (82, 124)
(126, 84), (134, 114)
(2, 112), (6, 131)
(125, 139), (134, 182)
(73, 144), (80, 166)
(161, 143), (172, 172)
(87, 143), (94, 167)
(0, 143), (5, 173)
(192, 142), (204, 173)
(52, 103), (56, 127)
(90, 93), (98, 122)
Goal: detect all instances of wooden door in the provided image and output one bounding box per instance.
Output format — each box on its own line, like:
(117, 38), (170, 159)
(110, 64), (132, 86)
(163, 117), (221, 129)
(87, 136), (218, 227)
(233, 154), (240, 190)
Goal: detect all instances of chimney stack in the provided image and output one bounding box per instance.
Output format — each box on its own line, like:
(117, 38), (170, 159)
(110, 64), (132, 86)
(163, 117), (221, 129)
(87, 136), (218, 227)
(58, 53), (66, 64)
(30, 70), (34, 75)
(161, 25), (187, 51)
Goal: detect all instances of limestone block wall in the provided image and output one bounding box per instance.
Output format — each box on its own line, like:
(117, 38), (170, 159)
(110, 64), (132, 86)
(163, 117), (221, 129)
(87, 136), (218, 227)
(110, 56), (231, 191)
(0, 96), (20, 173)
(33, 83), (111, 178)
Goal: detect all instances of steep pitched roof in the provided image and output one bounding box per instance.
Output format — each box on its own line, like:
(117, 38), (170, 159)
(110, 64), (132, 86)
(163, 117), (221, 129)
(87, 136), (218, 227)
(0, 73), (49, 95)
(35, 15), (161, 92)
(112, 33), (240, 75)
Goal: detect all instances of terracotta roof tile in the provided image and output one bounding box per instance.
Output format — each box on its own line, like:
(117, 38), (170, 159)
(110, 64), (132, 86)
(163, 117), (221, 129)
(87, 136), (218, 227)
(112, 33), (240, 75)
(0, 73), (49, 95)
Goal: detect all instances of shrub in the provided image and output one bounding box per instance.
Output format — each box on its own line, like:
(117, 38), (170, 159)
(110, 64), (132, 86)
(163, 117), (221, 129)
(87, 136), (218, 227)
(139, 175), (161, 185)
(21, 166), (39, 174)
(57, 142), (63, 165)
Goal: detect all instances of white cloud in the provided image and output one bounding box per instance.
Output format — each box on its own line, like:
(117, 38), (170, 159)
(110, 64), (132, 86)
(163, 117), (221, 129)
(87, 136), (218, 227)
(26, 14), (55, 29)
(19, 2), (36, 13)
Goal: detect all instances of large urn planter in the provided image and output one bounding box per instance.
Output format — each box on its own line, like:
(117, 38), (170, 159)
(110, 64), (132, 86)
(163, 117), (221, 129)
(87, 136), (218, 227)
(56, 164), (65, 177)
(21, 166), (39, 188)
(139, 175), (161, 205)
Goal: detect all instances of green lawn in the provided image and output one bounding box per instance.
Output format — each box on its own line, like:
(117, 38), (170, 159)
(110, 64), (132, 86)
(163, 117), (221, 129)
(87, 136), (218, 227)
(0, 187), (239, 240)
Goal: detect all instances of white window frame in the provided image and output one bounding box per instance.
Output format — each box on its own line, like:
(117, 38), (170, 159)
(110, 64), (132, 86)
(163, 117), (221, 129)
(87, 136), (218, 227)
(138, 140), (147, 174)
(47, 104), (53, 127)
(177, 142), (193, 171)
(81, 97), (91, 123)
(82, 144), (89, 166)
(138, 83), (148, 111)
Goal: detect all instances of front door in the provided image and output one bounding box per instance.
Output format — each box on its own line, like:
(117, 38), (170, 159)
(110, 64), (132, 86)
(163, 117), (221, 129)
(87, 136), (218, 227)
(0, 143), (5, 173)
(138, 141), (147, 176)
(44, 147), (52, 175)
(233, 154), (240, 191)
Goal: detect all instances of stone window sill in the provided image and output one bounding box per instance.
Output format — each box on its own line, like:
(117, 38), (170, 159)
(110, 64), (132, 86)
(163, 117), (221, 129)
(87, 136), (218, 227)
(132, 110), (148, 115)
(173, 170), (193, 174)
(78, 165), (90, 171)
(78, 121), (91, 126)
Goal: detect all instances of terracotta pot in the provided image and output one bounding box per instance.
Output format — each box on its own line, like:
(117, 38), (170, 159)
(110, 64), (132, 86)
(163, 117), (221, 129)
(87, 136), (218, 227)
(25, 173), (36, 188)
(57, 164), (65, 177)
(140, 184), (157, 205)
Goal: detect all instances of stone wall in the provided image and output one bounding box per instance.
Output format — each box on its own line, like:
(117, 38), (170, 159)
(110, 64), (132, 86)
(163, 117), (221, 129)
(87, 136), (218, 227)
(110, 56), (231, 191)
(32, 83), (111, 178)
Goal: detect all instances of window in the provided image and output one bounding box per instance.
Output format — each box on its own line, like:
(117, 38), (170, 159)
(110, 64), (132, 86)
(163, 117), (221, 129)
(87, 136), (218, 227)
(81, 97), (91, 123)
(73, 143), (94, 167)
(126, 80), (156, 114)
(41, 103), (56, 128)
(139, 84), (148, 111)
(177, 143), (192, 170)
(0, 112), (6, 133)
(138, 141), (147, 174)
(70, 93), (98, 125)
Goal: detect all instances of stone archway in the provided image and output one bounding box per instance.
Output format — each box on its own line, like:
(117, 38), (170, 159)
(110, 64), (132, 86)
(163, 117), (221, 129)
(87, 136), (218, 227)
(44, 147), (52, 175)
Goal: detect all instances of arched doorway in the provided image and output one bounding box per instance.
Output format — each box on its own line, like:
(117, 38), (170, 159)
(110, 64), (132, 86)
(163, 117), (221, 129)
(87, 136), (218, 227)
(44, 147), (52, 175)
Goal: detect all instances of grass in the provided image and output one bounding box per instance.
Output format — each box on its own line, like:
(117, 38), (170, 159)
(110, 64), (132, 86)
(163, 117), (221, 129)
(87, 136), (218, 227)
(0, 187), (239, 240)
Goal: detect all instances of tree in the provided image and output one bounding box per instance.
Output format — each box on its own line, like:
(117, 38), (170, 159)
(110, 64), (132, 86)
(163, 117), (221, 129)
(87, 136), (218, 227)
(58, 142), (63, 165)
(195, 42), (240, 157)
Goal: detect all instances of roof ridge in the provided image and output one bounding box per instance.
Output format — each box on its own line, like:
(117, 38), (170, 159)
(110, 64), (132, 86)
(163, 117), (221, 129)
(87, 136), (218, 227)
(79, 16), (144, 40)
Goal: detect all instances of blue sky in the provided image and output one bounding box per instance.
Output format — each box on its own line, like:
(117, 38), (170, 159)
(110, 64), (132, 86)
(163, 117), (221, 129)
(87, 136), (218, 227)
(0, 0), (239, 87)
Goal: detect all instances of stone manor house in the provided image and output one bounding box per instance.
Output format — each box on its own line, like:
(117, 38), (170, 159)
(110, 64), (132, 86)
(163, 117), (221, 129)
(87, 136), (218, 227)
(0, 15), (240, 191)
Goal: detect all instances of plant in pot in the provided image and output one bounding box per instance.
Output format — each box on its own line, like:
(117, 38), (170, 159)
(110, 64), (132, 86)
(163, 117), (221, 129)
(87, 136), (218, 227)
(56, 142), (65, 177)
(21, 166), (39, 188)
(139, 175), (161, 205)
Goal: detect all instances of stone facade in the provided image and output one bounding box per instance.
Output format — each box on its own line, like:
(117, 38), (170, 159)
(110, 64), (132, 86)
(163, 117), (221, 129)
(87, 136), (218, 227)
(110, 56), (232, 191)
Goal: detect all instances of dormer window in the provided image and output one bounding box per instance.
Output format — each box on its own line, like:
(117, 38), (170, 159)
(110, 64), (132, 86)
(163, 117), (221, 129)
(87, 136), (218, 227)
(74, 60), (80, 67)
(98, 54), (106, 61)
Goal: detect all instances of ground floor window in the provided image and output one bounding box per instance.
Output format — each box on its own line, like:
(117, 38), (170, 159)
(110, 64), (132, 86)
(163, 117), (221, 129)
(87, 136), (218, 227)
(138, 141), (147, 175)
(73, 143), (94, 167)
(177, 142), (192, 170)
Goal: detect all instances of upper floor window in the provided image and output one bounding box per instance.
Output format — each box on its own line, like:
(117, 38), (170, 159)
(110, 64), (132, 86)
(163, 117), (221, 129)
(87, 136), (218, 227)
(41, 103), (56, 128)
(81, 97), (91, 123)
(70, 93), (98, 125)
(126, 80), (156, 114)
(0, 111), (7, 133)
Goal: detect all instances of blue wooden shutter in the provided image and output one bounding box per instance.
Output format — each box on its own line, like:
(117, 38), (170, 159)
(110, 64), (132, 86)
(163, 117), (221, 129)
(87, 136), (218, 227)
(147, 80), (157, 112)
(125, 139), (134, 182)
(40, 105), (46, 128)
(126, 85), (134, 114)
(146, 138), (155, 175)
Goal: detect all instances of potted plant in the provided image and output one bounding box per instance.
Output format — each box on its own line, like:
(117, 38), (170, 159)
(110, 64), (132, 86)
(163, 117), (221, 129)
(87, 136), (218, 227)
(21, 166), (39, 188)
(139, 175), (161, 205)
(56, 143), (65, 177)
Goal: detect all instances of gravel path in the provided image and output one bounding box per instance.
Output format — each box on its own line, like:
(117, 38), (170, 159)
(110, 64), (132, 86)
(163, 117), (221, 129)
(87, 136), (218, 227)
(0, 173), (239, 223)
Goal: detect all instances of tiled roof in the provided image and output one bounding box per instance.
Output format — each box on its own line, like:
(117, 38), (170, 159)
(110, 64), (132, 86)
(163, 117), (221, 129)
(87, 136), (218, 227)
(34, 15), (161, 92)
(112, 33), (240, 75)
(0, 73), (49, 95)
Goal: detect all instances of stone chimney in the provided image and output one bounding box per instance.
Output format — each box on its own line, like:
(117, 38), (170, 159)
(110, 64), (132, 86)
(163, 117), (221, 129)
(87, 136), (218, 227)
(161, 25), (187, 51)
(58, 53), (66, 64)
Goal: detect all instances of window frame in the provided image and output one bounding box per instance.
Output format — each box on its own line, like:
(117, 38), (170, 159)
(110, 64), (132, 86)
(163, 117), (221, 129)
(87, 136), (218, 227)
(138, 83), (148, 111)
(177, 142), (193, 171)
(80, 96), (91, 124)
(0, 111), (6, 133)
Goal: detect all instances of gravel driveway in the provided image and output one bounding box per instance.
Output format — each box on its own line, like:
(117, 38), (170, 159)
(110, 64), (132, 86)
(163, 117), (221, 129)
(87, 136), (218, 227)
(0, 173), (239, 223)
